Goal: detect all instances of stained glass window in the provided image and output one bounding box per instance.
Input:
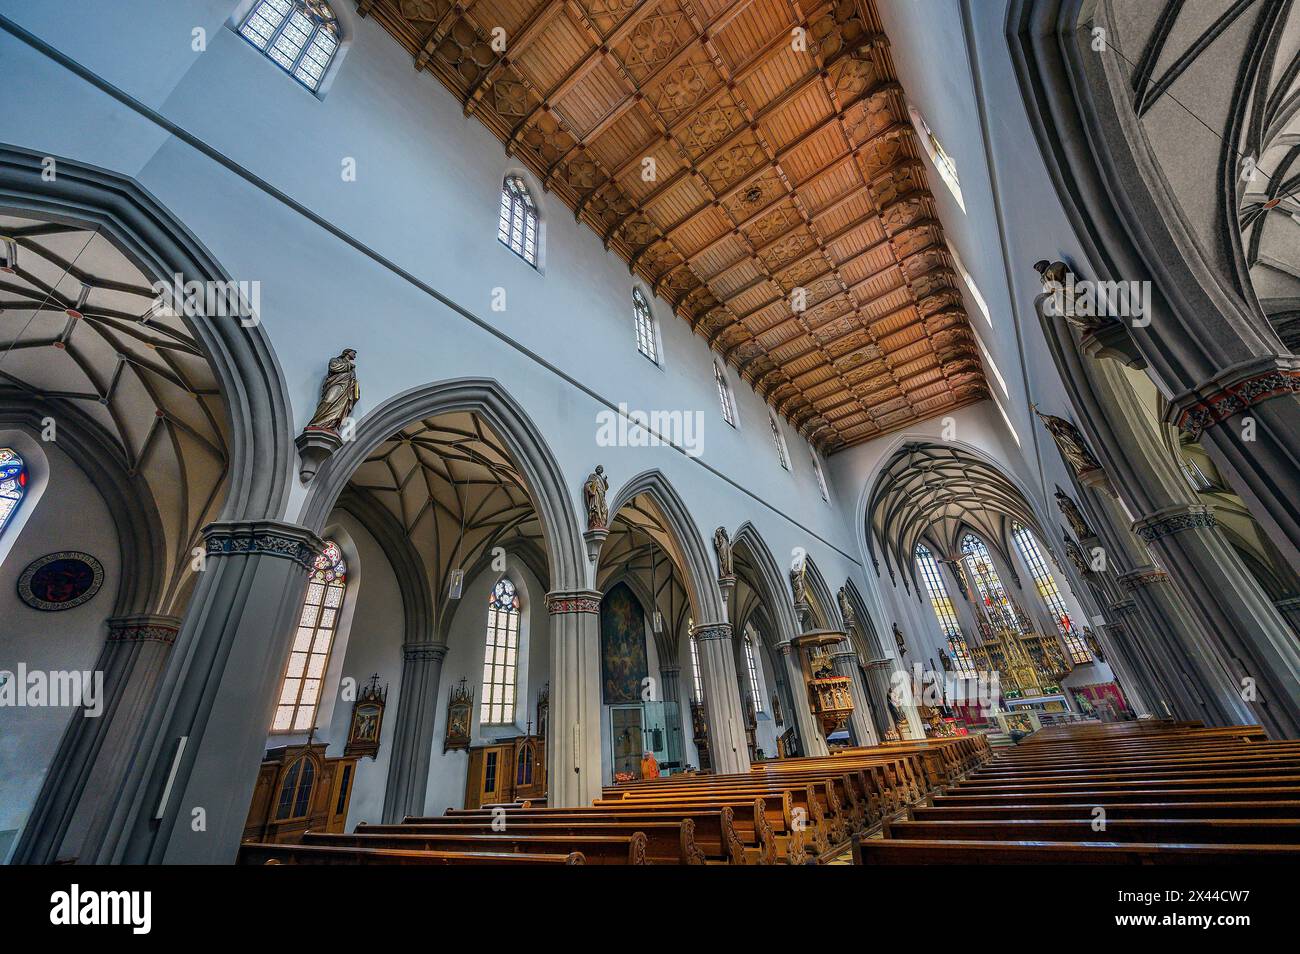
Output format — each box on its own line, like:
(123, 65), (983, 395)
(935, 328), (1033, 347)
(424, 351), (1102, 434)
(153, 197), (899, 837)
(273, 539), (347, 732)
(480, 578), (520, 724)
(915, 543), (975, 676)
(769, 413), (789, 469)
(742, 632), (764, 712)
(1013, 522), (1092, 664)
(0, 448), (27, 537)
(714, 363), (736, 427)
(961, 533), (1025, 636)
(633, 288), (657, 362)
(498, 175), (539, 266)
(239, 0), (340, 92)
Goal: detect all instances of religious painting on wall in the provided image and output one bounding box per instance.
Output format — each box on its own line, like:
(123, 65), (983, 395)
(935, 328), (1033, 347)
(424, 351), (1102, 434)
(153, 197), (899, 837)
(17, 551), (104, 611)
(443, 677), (473, 753)
(599, 582), (649, 704)
(344, 674), (387, 760)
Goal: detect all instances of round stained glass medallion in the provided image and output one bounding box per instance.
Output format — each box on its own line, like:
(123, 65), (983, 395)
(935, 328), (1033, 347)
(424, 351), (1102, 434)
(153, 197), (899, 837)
(18, 551), (105, 611)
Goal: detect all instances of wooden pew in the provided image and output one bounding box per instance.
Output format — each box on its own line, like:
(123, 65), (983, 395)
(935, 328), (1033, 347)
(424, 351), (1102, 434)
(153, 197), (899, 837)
(239, 843), (586, 865)
(297, 829), (652, 864)
(853, 835), (1300, 865)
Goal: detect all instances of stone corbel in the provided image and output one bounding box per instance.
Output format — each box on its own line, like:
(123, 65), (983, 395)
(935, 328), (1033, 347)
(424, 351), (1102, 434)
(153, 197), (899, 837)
(1081, 319), (1147, 369)
(583, 526), (608, 564)
(294, 428), (342, 483)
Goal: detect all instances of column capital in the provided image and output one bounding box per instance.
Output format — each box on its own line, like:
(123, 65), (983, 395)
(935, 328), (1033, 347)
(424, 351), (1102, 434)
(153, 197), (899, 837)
(1132, 504), (1216, 542)
(1275, 596), (1300, 613)
(1116, 567), (1172, 591)
(659, 664), (681, 675)
(545, 589), (602, 615)
(1109, 598), (1139, 614)
(402, 642), (448, 663)
(106, 615), (182, 645)
(691, 621), (732, 641)
(203, 520), (325, 571)
(1164, 355), (1300, 438)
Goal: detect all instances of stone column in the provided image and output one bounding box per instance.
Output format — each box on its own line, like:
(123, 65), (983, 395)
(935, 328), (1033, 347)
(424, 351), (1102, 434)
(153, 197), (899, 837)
(545, 590), (603, 807)
(657, 665), (688, 768)
(12, 615), (180, 864)
(86, 520), (325, 864)
(777, 640), (827, 756)
(692, 622), (750, 773)
(381, 642), (448, 821)
(832, 646), (879, 745)
(1134, 504), (1300, 737)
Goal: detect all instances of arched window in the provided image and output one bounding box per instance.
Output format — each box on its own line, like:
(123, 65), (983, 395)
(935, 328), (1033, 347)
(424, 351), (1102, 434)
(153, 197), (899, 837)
(689, 633), (704, 701)
(632, 288), (657, 362)
(908, 105), (963, 212)
(809, 447), (829, 501)
(742, 632), (764, 712)
(915, 543), (975, 676)
(274, 754), (316, 820)
(960, 533), (1025, 636)
(274, 540), (347, 732)
(238, 0), (340, 92)
(498, 175), (539, 266)
(0, 447), (28, 537)
(768, 412), (789, 470)
(713, 362), (736, 427)
(1012, 523), (1092, 664)
(480, 578), (520, 725)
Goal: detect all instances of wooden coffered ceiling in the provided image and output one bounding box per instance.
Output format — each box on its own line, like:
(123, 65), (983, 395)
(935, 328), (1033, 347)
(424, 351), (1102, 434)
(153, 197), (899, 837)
(357, 0), (989, 450)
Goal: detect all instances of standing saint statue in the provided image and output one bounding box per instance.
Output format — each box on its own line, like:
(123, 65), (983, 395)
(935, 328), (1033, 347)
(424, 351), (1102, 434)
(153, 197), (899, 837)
(713, 526), (733, 579)
(1031, 404), (1103, 476)
(305, 348), (359, 433)
(837, 587), (857, 632)
(583, 465), (609, 530)
(892, 622), (908, 657)
(1055, 487), (1094, 539)
(789, 556), (807, 605)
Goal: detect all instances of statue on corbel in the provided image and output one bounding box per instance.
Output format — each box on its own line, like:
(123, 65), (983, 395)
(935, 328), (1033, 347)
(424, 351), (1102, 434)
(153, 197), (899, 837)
(1031, 404), (1105, 483)
(892, 622), (908, 658)
(1033, 260), (1147, 368)
(1056, 486), (1096, 540)
(582, 465), (610, 562)
(295, 348), (359, 482)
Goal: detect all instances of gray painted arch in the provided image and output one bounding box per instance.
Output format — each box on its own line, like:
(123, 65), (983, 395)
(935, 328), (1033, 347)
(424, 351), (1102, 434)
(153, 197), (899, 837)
(300, 378), (586, 596)
(603, 468), (726, 625)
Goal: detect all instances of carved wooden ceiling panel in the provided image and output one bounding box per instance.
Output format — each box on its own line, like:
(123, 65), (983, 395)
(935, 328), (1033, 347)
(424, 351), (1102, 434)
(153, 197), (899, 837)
(357, 0), (988, 450)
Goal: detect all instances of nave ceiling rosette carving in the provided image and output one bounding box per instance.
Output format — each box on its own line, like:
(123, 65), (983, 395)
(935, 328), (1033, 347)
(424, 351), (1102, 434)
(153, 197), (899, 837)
(358, 0), (988, 450)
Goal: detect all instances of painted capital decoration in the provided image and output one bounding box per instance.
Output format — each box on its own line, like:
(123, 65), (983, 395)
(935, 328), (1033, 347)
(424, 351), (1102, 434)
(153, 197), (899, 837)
(546, 591), (601, 615)
(1055, 486), (1095, 539)
(17, 551), (104, 611)
(1134, 506), (1216, 542)
(1032, 404), (1103, 477)
(583, 464), (609, 530)
(713, 526), (734, 579)
(1171, 366), (1300, 439)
